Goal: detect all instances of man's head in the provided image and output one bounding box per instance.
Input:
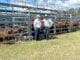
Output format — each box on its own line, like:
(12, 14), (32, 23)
(44, 14), (48, 19)
(35, 14), (40, 19)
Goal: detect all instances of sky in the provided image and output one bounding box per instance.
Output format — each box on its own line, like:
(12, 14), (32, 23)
(0, 0), (80, 9)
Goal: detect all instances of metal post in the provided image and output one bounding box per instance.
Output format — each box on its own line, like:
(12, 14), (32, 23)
(54, 15), (56, 35)
(28, 10), (31, 36)
(69, 14), (72, 32)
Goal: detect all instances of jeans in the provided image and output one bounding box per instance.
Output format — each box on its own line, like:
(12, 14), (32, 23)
(35, 28), (40, 40)
(44, 27), (49, 40)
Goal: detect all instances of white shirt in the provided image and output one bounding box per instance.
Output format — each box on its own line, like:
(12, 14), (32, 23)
(43, 18), (53, 27)
(33, 18), (41, 29)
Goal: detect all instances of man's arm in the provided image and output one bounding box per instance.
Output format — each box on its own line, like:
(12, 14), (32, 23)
(49, 18), (53, 27)
(33, 20), (36, 29)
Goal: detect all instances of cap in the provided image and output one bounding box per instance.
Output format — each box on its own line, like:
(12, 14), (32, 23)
(44, 14), (48, 17)
(35, 15), (40, 18)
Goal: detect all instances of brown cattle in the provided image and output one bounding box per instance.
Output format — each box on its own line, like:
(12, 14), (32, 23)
(0, 30), (8, 36)
(55, 21), (65, 28)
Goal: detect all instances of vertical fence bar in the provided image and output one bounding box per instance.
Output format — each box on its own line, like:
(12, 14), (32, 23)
(68, 14), (72, 32)
(27, 10), (33, 38)
(54, 16), (56, 35)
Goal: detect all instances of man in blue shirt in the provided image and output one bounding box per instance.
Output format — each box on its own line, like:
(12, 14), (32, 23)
(43, 15), (53, 40)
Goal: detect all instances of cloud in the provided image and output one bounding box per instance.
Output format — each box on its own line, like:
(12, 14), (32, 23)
(66, 0), (80, 4)
(36, 0), (47, 8)
(47, 0), (68, 7)
(37, 0), (46, 5)
(10, 0), (35, 11)
(10, 0), (26, 5)
(47, 0), (56, 3)
(63, 0), (80, 8)
(11, 0), (36, 7)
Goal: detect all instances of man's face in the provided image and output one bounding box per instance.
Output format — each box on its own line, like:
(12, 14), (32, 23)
(37, 17), (40, 19)
(45, 16), (48, 19)
(36, 16), (40, 19)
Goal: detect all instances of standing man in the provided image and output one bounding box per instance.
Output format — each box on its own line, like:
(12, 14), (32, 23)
(43, 14), (53, 40)
(33, 15), (41, 40)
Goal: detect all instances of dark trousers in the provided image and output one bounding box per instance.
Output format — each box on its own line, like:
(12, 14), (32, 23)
(44, 27), (49, 40)
(35, 28), (40, 40)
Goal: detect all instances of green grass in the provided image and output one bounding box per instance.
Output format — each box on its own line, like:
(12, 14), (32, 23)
(0, 31), (80, 60)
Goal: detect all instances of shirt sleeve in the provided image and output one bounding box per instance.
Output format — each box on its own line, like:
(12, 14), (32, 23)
(42, 19), (45, 22)
(49, 18), (53, 27)
(33, 20), (36, 29)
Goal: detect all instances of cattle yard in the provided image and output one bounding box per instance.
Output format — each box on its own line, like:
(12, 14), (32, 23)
(0, 2), (80, 43)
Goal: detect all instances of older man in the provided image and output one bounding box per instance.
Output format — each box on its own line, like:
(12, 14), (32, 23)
(33, 15), (41, 40)
(43, 15), (53, 40)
